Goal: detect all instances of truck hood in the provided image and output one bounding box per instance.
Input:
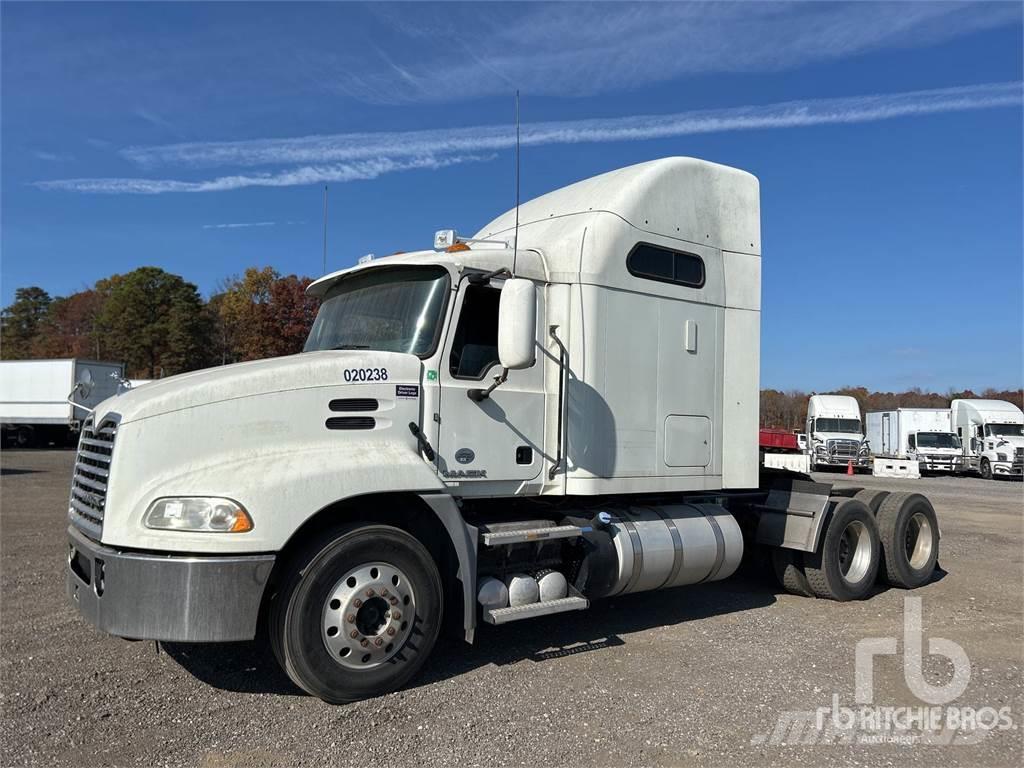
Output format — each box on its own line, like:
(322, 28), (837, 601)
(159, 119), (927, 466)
(93, 351), (420, 425)
(990, 435), (1024, 451)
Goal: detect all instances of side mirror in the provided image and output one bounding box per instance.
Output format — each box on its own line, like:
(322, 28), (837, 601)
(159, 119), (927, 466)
(497, 278), (536, 370)
(77, 369), (94, 399)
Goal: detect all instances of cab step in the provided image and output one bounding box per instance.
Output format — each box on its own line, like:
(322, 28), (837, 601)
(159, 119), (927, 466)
(482, 593), (590, 625)
(480, 524), (586, 547)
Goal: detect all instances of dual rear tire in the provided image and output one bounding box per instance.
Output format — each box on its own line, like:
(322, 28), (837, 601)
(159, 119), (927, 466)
(774, 493), (939, 600)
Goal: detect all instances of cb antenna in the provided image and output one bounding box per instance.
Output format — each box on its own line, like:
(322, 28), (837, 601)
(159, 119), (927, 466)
(513, 89), (520, 273)
(322, 184), (328, 275)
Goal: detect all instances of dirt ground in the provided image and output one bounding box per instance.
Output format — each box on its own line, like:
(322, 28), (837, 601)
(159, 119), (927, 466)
(1, 449), (1022, 767)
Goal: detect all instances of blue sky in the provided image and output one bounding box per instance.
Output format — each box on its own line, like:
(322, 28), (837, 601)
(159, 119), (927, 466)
(2, 1), (1021, 392)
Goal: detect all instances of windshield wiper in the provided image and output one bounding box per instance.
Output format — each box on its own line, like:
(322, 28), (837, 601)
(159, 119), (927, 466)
(331, 344), (371, 350)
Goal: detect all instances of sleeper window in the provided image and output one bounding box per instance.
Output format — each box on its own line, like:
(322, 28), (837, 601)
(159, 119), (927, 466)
(449, 284), (501, 379)
(627, 243), (705, 288)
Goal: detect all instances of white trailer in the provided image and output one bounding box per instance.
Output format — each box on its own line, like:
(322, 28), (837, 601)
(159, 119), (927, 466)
(950, 399), (1024, 479)
(63, 158), (941, 704)
(806, 394), (869, 470)
(865, 408), (963, 474)
(0, 359), (124, 447)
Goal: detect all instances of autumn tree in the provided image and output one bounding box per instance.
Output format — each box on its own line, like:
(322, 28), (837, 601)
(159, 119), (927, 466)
(0, 287), (52, 359)
(93, 267), (209, 377)
(216, 267), (317, 361)
(32, 290), (104, 358)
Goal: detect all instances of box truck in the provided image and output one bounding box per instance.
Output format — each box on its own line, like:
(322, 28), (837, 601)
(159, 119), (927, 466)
(806, 394), (869, 470)
(950, 399), (1024, 479)
(64, 158), (941, 703)
(1, 359), (124, 447)
(865, 408), (962, 474)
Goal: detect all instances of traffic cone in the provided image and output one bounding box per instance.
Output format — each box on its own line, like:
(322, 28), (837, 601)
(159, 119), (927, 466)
(846, 460), (854, 476)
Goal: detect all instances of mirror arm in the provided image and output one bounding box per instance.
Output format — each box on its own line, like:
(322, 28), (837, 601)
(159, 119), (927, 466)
(467, 368), (508, 402)
(467, 267), (513, 286)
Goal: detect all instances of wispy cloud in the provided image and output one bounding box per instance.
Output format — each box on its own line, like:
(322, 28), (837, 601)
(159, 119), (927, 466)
(36, 82), (1022, 195)
(37, 154), (496, 194)
(334, 2), (1022, 103)
(119, 82), (1024, 172)
(32, 150), (73, 162)
(202, 221), (277, 230)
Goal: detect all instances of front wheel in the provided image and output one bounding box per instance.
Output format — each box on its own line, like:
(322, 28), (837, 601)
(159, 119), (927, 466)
(980, 458), (993, 480)
(270, 524), (443, 704)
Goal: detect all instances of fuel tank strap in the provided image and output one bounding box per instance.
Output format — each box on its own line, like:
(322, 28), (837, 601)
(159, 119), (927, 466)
(698, 507), (727, 583)
(648, 505), (685, 590)
(618, 515), (644, 595)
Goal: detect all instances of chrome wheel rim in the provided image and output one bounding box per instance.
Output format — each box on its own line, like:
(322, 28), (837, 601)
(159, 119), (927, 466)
(905, 512), (934, 570)
(837, 520), (872, 583)
(321, 562), (415, 670)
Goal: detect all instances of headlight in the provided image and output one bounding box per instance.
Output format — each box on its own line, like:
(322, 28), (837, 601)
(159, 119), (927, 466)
(996, 452), (1008, 462)
(144, 497), (253, 533)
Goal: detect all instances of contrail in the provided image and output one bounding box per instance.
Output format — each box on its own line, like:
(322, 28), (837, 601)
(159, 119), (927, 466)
(36, 82), (1021, 194)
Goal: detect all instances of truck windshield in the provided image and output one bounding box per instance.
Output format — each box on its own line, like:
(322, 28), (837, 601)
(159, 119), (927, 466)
(985, 423), (1024, 437)
(815, 418), (861, 434)
(916, 432), (961, 449)
(304, 266), (451, 357)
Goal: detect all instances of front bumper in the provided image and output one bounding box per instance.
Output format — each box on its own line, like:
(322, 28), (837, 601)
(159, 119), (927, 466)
(992, 461), (1024, 477)
(66, 525), (275, 642)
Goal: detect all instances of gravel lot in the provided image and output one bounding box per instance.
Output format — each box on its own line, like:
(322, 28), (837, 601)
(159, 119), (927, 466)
(2, 449), (1022, 767)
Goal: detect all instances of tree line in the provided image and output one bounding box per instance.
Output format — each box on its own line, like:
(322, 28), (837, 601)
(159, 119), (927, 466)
(0, 266), (318, 377)
(2, 267), (1020, 418)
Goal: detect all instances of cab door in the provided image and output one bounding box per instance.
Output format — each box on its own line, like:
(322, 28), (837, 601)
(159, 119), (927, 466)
(436, 276), (545, 486)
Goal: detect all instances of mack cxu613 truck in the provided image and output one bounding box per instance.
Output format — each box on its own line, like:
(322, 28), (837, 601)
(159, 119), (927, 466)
(65, 158), (940, 703)
(950, 398), (1024, 479)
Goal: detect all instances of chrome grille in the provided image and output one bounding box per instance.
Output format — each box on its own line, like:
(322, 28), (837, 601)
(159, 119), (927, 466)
(827, 439), (861, 460)
(68, 417), (117, 540)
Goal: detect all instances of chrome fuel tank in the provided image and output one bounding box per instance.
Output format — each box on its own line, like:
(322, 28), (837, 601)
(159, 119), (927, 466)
(605, 503), (743, 595)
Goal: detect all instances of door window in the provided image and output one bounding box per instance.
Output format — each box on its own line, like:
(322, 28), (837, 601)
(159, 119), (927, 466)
(449, 284), (501, 379)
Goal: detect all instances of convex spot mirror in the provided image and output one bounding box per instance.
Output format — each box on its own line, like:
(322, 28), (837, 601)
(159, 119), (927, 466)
(76, 369), (94, 398)
(497, 278), (536, 370)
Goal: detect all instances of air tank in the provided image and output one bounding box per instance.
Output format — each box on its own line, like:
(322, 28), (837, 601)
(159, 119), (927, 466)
(595, 503), (743, 596)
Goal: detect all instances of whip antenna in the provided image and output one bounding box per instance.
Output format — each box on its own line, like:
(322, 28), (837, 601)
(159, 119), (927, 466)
(513, 90), (520, 273)
(322, 184), (328, 275)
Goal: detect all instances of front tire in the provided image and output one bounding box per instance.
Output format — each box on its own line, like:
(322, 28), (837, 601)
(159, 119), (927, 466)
(270, 524), (443, 704)
(980, 458), (993, 480)
(804, 499), (881, 601)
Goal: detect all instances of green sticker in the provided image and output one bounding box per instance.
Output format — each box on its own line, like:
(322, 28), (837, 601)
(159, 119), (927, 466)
(427, 370), (438, 381)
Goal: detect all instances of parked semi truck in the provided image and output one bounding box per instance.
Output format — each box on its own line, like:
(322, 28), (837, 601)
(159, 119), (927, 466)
(950, 399), (1024, 479)
(65, 158), (941, 703)
(1, 359), (124, 447)
(806, 394), (870, 470)
(866, 408), (963, 474)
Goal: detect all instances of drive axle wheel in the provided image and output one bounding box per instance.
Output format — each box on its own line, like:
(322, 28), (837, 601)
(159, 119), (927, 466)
(875, 493), (939, 589)
(270, 524), (442, 704)
(771, 547), (813, 597)
(980, 458), (993, 480)
(804, 499), (880, 601)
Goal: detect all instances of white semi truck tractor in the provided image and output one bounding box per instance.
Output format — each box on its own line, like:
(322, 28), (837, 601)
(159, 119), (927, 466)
(806, 394), (871, 471)
(950, 399), (1024, 479)
(65, 158), (941, 703)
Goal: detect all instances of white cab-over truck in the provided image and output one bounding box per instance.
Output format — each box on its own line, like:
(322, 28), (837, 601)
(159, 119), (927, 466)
(865, 408), (963, 474)
(1, 359), (124, 447)
(806, 394), (870, 470)
(950, 399), (1024, 479)
(65, 158), (941, 703)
